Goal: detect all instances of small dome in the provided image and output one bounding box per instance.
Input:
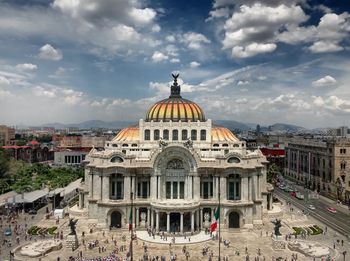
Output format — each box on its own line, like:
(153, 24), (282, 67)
(112, 127), (139, 142)
(211, 127), (239, 142)
(146, 74), (205, 122)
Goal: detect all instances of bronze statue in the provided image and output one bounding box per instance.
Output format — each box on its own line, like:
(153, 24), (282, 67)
(271, 219), (282, 236)
(68, 218), (78, 235)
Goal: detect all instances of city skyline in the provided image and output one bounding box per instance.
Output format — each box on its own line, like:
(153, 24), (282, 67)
(0, 0), (350, 128)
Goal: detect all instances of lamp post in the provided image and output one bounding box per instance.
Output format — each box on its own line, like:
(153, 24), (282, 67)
(130, 192), (134, 261)
(342, 251), (347, 261)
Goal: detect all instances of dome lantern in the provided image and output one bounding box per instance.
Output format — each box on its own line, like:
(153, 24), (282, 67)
(145, 74), (205, 122)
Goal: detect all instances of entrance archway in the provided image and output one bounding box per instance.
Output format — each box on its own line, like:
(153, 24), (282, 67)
(110, 211), (122, 228)
(228, 211), (240, 228)
(170, 213), (180, 233)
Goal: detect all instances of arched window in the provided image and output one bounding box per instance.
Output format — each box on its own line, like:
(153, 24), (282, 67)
(172, 130), (178, 141)
(163, 129), (169, 140)
(111, 156), (124, 163)
(131, 144), (137, 147)
(122, 144), (128, 147)
(228, 157), (240, 163)
(213, 143), (219, 147)
(154, 129), (160, 140)
(144, 129), (150, 140)
(200, 129), (206, 141)
(222, 144), (228, 147)
(182, 130), (188, 140)
(191, 130), (197, 140)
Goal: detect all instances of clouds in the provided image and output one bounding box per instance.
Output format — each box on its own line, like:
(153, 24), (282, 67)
(210, 1), (350, 58)
(38, 44), (63, 61)
(151, 51), (169, 63)
(15, 63), (38, 71)
(312, 75), (337, 87)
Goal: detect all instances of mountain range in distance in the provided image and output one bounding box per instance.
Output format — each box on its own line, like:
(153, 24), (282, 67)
(39, 119), (306, 133)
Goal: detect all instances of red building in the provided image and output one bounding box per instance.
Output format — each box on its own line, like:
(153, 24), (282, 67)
(260, 146), (285, 170)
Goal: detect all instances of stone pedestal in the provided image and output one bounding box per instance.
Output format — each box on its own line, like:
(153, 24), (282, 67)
(66, 234), (78, 251)
(272, 237), (286, 250)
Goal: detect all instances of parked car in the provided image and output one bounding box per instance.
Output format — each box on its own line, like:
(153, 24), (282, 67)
(290, 191), (296, 197)
(308, 205), (316, 210)
(4, 228), (12, 236)
(296, 193), (304, 200)
(327, 207), (337, 213)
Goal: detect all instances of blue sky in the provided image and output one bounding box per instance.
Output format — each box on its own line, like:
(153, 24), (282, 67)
(0, 0), (350, 128)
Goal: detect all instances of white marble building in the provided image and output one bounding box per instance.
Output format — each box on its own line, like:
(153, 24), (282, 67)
(78, 75), (273, 232)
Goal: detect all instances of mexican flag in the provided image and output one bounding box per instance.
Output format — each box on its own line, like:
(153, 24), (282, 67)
(129, 208), (132, 231)
(210, 207), (220, 232)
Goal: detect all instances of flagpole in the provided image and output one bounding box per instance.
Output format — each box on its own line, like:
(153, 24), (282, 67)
(218, 190), (221, 261)
(130, 191), (134, 261)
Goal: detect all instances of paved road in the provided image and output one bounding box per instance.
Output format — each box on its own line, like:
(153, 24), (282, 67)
(274, 187), (350, 237)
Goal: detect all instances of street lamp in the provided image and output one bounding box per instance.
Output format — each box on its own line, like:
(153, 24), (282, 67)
(342, 251), (347, 261)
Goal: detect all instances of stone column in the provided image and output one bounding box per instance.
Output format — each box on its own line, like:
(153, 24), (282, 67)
(166, 212), (170, 233)
(180, 212), (184, 233)
(200, 208), (203, 229)
(194, 176), (200, 200)
(94, 174), (101, 200)
(215, 176), (219, 200)
(124, 176), (131, 200)
(102, 175), (109, 201)
(191, 211), (194, 232)
(151, 209), (154, 229)
(147, 208), (151, 227)
(252, 175), (257, 200)
(248, 176), (252, 201)
(156, 211), (160, 232)
(211, 208), (214, 221)
(136, 208), (139, 227)
(89, 172), (94, 198)
(157, 176), (161, 199)
(220, 176), (227, 200)
(150, 176), (156, 200)
(242, 177), (249, 201)
(79, 192), (83, 209)
(196, 210), (199, 230)
(187, 175), (193, 199)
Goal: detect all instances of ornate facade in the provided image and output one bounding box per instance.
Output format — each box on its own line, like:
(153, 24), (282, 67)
(78, 75), (273, 232)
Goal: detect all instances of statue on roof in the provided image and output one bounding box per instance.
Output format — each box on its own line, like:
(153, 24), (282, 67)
(170, 73), (181, 98)
(68, 218), (78, 235)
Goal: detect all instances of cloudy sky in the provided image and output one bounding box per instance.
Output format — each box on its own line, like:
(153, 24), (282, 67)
(0, 0), (350, 128)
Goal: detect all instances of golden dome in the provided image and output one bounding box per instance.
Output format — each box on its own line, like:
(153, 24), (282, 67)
(112, 127), (139, 142)
(146, 74), (205, 122)
(211, 127), (239, 142)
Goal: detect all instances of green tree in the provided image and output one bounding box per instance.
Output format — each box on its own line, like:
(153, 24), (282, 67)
(0, 149), (10, 179)
(267, 163), (280, 184)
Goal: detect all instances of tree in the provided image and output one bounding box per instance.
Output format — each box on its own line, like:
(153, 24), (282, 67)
(267, 163), (280, 184)
(0, 179), (9, 194)
(0, 149), (10, 179)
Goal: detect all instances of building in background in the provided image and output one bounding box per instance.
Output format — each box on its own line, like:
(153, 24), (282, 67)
(284, 138), (350, 203)
(0, 125), (15, 146)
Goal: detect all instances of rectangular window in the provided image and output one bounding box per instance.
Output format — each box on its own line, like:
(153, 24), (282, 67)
(210, 182), (213, 197)
(172, 130), (178, 141)
(235, 182), (240, 199)
(166, 182), (171, 199)
(200, 130), (206, 141)
(180, 182), (184, 199)
(182, 130), (188, 140)
(142, 181), (148, 198)
(228, 182), (235, 200)
(116, 182), (123, 199)
(163, 130), (169, 140)
(144, 129), (150, 140)
(191, 130), (197, 140)
(137, 183), (141, 197)
(111, 182), (115, 197)
(173, 182), (178, 199)
(154, 130), (160, 140)
(203, 182), (209, 199)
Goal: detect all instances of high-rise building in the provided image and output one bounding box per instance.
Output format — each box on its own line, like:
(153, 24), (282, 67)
(0, 125), (15, 146)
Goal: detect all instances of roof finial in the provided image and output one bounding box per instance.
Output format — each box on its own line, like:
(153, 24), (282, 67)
(170, 73), (181, 98)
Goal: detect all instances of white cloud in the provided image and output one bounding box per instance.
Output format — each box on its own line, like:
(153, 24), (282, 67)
(237, 80), (249, 85)
(182, 32), (211, 50)
(312, 75), (337, 87)
(128, 7), (156, 25)
(308, 41), (343, 53)
(190, 61), (201, 68)
(232, 43), (276, 58)
(151, 24), (161, 32)
(165, 35), (176, 42)
(151, 51), (168, 63)
(15, 63), (38, 71)
(32, 86), (57, 98)
(312, 95), (350, 113)
(170, 58), (180, 63)
(0, 76), (10, 85)
(38, 44), (63, 61)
